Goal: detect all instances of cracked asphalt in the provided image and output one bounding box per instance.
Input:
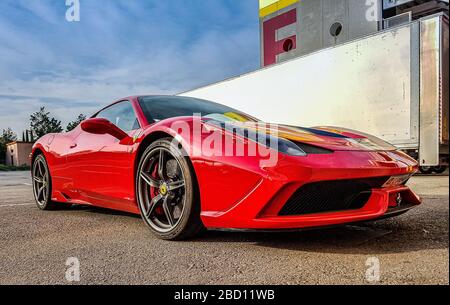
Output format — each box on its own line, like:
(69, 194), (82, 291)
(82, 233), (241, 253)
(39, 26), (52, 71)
(0, 171), (448, 285)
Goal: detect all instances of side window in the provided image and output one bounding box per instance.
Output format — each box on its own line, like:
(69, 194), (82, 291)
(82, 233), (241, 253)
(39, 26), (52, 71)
(96, 101), (140, 132)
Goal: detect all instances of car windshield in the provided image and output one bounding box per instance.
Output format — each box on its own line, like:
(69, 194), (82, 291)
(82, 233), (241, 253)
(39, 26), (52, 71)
(138, 96), (259, 123)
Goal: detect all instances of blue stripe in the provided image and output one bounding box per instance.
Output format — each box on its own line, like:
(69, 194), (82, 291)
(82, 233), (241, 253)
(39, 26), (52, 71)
(295, 127), (349, 139)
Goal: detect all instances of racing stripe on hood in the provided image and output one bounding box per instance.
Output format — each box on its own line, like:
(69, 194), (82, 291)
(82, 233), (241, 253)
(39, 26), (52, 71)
(283, 126), (350, 139)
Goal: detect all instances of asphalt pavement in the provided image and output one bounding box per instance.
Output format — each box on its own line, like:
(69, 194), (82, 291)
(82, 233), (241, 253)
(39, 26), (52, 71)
(0, 171), (448, 285)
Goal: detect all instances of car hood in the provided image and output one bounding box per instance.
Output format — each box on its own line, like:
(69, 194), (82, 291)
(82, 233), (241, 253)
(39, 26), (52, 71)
(204, 120), (397, 152)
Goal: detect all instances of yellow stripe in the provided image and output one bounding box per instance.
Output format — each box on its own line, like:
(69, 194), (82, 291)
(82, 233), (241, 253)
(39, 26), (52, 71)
(259, 0), (299, 18)
(224, 112), (249, 122)
(259, 0), (279, 9)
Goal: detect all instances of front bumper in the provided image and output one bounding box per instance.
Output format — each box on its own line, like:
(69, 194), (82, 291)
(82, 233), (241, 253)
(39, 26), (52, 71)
(198, 150), (421, 230)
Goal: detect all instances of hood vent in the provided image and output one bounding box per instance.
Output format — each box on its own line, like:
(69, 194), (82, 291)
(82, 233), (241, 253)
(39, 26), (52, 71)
(294, 142), (334, 154)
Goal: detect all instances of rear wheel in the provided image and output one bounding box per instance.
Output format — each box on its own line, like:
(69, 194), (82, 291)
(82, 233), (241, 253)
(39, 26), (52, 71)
(136, 138), (204, 240)
(32, 154), (71, 210)
(433, 166), (448, 174)
(32, 154), (56, 210)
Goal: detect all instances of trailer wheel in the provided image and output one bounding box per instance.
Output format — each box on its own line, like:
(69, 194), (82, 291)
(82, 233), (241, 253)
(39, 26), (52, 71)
(433, 166), (448, 174)
(419, 166), (434, 175)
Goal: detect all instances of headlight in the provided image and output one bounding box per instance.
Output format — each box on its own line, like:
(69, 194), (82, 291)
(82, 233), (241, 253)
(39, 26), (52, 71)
(382, 174), (412, 188)
(267, 135), (307, 156)
(234, 125), (308, 156)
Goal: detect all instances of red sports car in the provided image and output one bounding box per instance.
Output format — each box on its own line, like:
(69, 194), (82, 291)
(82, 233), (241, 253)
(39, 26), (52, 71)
(31, 96), (421, 240)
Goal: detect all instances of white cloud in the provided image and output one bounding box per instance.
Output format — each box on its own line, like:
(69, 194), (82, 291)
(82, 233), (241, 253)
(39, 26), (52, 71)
(0, 0), (260, 135)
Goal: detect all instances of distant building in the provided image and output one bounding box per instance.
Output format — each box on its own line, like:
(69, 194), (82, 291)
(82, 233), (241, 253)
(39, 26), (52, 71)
(259, 0), (449, 67)
(5, 142), (33, 166)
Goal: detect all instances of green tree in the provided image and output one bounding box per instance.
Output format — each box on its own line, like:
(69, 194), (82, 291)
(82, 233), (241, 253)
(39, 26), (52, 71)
(30, 107), (63, 139)
(0, 128), (17, 163)
(1, 128), (17, 144)
(66, 114), (86, 132)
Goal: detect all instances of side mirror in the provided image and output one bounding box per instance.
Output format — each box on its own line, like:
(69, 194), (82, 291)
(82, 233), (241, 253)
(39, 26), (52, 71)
(81, 118), (128, 140)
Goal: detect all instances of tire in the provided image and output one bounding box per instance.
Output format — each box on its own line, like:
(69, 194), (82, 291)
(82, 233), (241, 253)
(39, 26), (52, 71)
(419, 166), (434, 175)
(32, 154), (57, 210)
(433, 166), (448, 174)
(32, 154), (72, 210)
(136, 138), (204, 240)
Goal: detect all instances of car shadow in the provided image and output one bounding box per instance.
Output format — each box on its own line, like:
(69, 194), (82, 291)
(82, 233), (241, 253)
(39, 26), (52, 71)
(67, 204), (142, 219)
(197, 198), (449, 255)
(61, 196), (448, 255)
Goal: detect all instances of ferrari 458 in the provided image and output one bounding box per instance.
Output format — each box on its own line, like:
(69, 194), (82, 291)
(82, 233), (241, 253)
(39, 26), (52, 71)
(31, 96), (421, 240)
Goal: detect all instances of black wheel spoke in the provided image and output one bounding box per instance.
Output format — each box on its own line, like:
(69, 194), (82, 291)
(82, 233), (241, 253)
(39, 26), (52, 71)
(38, 162), (44, 177)
(158, 149), (165, 179)
(162, 197), (174, 227)
(43, 185), (48, 201)
(140, 172), (160, 188)
(167, 180), (185, 191)
(146, 193), (163, 218)
(37, 185), (45, 201)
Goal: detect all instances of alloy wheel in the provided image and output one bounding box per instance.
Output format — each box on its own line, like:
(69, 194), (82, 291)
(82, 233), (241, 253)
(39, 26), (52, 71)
(138, 147), (187, 233)
(33, 157), (50, 207)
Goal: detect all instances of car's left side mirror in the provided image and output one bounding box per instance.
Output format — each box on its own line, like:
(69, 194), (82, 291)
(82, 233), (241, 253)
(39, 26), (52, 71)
(81, 118), (129, 141)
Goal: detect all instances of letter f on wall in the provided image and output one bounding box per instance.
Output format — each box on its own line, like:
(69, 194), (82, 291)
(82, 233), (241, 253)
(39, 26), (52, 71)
(262, 9), (297, 66)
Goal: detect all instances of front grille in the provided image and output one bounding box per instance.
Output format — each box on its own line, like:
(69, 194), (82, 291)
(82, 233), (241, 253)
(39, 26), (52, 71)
(279, 177), (390, 216)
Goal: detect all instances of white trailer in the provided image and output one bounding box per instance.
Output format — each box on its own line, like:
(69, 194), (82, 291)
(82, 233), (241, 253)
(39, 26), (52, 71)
(181, 13), (449, 172)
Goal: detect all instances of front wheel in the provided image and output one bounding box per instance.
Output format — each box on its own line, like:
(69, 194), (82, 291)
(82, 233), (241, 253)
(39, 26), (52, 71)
(136, 138), (204, 240)
(419, 166), (434, 175)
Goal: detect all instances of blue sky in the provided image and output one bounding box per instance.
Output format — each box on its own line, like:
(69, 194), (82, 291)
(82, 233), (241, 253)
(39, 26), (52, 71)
(0, 0), (260, 135)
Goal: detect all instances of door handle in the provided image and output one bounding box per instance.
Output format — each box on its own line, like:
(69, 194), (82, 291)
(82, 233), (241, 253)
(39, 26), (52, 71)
(70, 143), (77, 149)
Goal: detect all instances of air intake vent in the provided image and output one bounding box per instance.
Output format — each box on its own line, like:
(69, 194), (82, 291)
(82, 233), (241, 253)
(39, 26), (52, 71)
(294, 142), (334, 154)
(279, 177), (390, 216)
